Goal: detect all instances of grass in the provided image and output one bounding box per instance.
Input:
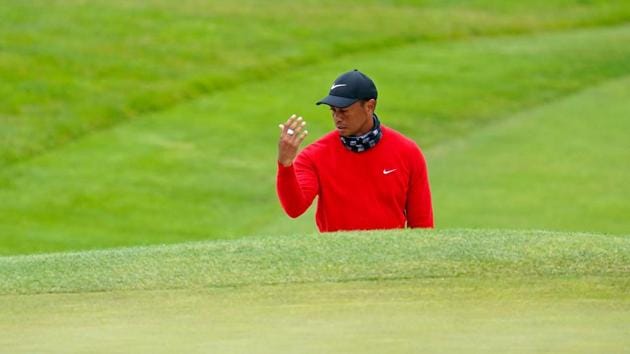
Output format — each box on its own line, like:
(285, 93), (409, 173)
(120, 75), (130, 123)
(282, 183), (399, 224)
(1, 0), (630, 166)
(1, 229), (628, 294)
(2, 2), (629, 351)
(1, 23), (630, 254)
(430, 75), (630, 234)
(1, 229), (628, 353)
(1, 279), (627, 353)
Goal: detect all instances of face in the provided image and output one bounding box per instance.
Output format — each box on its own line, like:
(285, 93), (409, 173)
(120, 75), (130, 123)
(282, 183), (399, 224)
(330, 99), (376, 137)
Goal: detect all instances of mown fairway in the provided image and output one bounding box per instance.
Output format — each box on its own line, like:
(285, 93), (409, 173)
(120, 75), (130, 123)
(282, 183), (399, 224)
(1, 1), (629, 352)
(432, 76), (630, 234)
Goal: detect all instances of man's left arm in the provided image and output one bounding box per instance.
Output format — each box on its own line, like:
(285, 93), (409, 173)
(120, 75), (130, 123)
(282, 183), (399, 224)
(406, 145), (434, 228)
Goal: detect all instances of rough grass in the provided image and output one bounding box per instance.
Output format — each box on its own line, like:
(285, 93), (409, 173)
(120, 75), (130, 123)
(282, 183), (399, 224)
(1, 0), (630, 165)
(1, 229), (628, 295)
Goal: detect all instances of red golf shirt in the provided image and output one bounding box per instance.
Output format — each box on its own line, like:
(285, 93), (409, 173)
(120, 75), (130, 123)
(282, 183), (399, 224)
(277, 126), (433, 231)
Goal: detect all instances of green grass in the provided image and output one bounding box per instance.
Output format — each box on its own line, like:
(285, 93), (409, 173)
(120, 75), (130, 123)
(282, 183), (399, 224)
(1, 229), (628, 353)
(1, 229), (628, 294)
(1, 0), (630, 166)
(2, 2), (629, 351)
(1, 23), (630, 254)
(1, 279), (627, 353)
(430, 75), (630, 234)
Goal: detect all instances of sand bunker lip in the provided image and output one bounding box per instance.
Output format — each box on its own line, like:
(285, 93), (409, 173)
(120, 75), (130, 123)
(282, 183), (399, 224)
(2, 229), (627, 352)
(1, 228), (628, 296)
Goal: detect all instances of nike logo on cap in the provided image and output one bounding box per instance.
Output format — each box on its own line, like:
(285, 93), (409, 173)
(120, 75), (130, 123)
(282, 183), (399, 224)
(331, 84), (347, 90)
(383, 169), (397, 175)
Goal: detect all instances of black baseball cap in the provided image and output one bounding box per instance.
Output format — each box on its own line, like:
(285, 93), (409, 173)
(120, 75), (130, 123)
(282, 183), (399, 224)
(316, 69), (378, 108)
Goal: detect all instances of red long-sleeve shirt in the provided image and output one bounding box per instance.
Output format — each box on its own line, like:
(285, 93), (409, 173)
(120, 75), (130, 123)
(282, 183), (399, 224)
(276, 126), (433, 231)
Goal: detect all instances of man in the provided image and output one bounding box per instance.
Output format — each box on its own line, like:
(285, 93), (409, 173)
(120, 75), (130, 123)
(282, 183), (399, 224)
(276, 69), (433, 231)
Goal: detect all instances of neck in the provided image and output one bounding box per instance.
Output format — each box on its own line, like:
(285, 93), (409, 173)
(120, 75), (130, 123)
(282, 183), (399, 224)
(355, 113), (375, 136)
(338, 114), (383, 153)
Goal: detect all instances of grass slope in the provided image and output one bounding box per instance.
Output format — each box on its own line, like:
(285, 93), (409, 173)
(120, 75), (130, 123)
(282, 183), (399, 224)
(430, 75), (630, 234)
(1, 229), (628, 353)
(1, 25), (629, 254)
(2, 0), (630, 165)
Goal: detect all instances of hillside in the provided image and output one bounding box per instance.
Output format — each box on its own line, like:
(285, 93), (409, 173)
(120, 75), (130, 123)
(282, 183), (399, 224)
(2, 24), (629, 254)
(2, 0), (630, 165)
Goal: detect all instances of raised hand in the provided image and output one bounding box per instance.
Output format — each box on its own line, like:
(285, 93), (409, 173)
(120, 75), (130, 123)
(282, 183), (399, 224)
(278, 114), (308, 167)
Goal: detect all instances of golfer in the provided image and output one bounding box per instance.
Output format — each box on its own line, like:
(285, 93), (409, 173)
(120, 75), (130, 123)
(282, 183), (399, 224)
(276, 69), (433, 231)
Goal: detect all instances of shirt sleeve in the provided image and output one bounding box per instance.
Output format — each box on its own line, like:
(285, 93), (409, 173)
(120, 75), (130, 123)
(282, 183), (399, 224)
(276, 153), (319, 218)
(406, 145), (434, 228)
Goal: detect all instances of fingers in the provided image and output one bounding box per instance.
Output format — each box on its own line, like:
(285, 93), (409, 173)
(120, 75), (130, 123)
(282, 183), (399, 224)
(279, 114), (306, 141)
(284, 114), (297, 134)
(296, 129), (308, 144)
(285, 114), (297, 126)
(290, 119), (306, 138)
(286, 115), (302, 138)
(279, 114), (297, 137)
(277, 114), (308, 166)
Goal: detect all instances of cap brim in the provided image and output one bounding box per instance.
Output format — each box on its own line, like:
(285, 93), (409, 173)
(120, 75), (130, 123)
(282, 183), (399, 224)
(316, 95), (358, 108)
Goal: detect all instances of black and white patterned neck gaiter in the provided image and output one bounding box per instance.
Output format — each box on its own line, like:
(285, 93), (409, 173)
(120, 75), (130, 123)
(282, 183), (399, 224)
(340, 114), (383, 153)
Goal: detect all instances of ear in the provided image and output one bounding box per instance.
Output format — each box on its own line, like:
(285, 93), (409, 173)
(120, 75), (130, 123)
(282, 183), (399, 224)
(366, 99), (376, 114)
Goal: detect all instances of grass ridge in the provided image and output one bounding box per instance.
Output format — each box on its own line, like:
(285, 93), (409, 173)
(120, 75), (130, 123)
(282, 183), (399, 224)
(1, 229), (628, 296)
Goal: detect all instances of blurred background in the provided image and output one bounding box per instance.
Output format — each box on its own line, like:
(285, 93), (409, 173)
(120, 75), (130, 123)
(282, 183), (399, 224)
(1, 0), (629, 254)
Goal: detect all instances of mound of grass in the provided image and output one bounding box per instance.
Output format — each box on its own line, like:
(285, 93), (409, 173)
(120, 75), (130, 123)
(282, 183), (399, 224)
(1, 229), (628, 295)
(1, 229), (628, 353)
